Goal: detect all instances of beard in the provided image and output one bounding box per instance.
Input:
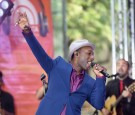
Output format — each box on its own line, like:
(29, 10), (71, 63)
(118, 71), (128, 79)
(119, 74), (125, 78)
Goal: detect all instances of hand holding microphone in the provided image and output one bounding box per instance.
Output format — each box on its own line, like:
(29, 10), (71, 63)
(91, 62), (110, 78)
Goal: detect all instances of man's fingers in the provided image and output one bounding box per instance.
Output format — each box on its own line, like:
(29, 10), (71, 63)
(125, 86), (128, 90)
(15, 11), (29, 29)
(19, 11), (24, 17)
(95, 64), (107, 72)
(17, 11), (27, 19)
(24, 12), (27, 17)
(24, 12), (29, 22)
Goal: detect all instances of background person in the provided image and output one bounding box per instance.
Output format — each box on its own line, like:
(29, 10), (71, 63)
(101, 59), (135, 115)
(0, 71), (15, 115)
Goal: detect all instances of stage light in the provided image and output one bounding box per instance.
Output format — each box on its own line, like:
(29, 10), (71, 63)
(0, 0), (14, 24)
(0, 8), (4, 17)
(2, 1), (9, 9)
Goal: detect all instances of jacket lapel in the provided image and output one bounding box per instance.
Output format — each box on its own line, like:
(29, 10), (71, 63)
(60, 63), (72, 92)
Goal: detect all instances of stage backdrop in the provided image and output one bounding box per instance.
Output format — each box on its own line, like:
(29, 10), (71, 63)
(0, 0), (53, 114)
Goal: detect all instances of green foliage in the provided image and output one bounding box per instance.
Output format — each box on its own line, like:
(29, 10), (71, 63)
(67, 0), (112, 63)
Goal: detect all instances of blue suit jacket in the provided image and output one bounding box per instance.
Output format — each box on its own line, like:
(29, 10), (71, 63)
(23, 32), (106, 115)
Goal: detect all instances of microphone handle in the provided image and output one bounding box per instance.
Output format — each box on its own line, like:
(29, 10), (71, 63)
(91, 62), (110, 78)
(40, 73), (46, 81)
(109, 73), (120, 77)
(100, 70), (110, 78)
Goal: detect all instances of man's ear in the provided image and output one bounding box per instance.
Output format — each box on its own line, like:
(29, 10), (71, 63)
(74, 51), (78, 56)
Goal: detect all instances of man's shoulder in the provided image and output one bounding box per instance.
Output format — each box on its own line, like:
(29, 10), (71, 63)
(54, 56), (69, 65)
(55, 56), (64, 61)
(107, 78), (119, 85)
(126, 76), (135, 81)
(53, 56), (72, 70)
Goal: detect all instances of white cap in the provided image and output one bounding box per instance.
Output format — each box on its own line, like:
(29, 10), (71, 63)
(68, 39), (95, 61)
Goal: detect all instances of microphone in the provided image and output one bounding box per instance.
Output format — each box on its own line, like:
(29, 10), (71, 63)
(40, 73), (48, 94)
(109, 73), (120, 78)
(40, 73), (45, 80)
(91, 62), (111, 78)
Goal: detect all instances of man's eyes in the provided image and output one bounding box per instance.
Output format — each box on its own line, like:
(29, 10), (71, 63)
(87, 52), (93, 55)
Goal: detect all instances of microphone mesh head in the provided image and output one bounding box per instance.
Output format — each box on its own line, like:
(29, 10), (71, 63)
(40, 73), (46, 81)
(91, 62), (96, 67)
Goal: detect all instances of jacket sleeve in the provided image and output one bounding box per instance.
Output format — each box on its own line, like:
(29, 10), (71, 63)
(87, 77), (106, 110)
(22, 31), (54, 75)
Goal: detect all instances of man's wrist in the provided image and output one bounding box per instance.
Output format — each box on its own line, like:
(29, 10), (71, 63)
(23, 25), (31, 33)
